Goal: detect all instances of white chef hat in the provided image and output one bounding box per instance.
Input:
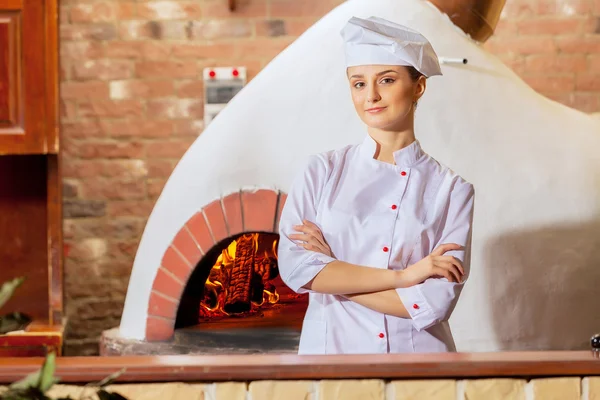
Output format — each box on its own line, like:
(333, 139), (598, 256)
(340, 16), (442, 78)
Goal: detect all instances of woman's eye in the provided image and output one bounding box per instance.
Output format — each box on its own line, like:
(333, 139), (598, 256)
(381, 78), (395, 84)
(353, 82), (364, 89)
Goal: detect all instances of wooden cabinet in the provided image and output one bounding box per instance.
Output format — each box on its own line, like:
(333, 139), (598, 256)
(0, 0), (62, 356)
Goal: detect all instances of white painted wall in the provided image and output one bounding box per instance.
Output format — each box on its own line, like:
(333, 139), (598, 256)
(119, 0), (600, 351)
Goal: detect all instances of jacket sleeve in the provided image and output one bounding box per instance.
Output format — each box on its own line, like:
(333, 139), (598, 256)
(396, 177), (475, 331)
(277, 154), (337, 294)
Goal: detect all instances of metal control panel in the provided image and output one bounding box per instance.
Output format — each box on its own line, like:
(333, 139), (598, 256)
(203, 66), (247, 126)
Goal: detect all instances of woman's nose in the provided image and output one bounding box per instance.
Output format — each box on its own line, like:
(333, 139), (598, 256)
(367, 86), (381, 103)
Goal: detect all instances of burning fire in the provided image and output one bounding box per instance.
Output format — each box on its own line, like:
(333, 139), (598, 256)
(200, 233), (280, 318)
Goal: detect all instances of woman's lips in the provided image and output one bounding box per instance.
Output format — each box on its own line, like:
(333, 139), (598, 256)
(365, 107), (386, 113)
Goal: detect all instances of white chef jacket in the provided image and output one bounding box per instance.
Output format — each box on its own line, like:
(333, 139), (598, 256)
(277, 135), (475, 354)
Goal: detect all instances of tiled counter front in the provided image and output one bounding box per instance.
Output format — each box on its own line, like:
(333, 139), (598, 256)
(1, 352), (599, 400)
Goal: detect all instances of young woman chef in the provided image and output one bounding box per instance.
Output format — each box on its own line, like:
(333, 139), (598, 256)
(277, 16), (475, 355)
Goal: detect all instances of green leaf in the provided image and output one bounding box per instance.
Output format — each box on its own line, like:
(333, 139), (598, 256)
(38, 352), (58, 392)
(0, 277), (25, 310)
(0, 312), (32, 334)
(9, 353), (58, 393)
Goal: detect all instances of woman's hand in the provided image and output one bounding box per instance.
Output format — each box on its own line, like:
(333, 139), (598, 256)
(396, 243), (465, 287)
(289, 220), (335, 258)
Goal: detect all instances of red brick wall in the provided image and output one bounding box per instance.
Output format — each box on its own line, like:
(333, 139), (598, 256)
(59, 0), (600, 355)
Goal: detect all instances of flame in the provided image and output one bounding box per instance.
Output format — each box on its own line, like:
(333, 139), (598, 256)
(200, 233), (280, 319)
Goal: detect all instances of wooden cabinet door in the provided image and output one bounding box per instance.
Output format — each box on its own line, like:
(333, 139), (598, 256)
(0, 0), (58, 155)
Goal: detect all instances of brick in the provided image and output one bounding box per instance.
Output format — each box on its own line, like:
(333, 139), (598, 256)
(531, 378), (580, 399)
(137, 1), (202, 20)
(485, 36), (556, 55)
(62, 120), (103, 139)
(61, 24), (117, 41)
(147, 178), (167, 200)
(203, 200), (229, 242)
(202, 0), (267, 18)
(101, 120), (174, 138)
(65, 160), (147, 179)
(162, 244), (193, 283)
(145, 316), (175, 341)
(108, 218), (145, 238)
(189, 20), (252, 40)
(119, 20), (191, 40)
(136, 61), (198, 79)
(173, 119), (204, 136)
(80, 178), (146, 200)
(494, 19), (518, 35)
(107, 383), (205, 400)
(576, 74), (600, 91)
(61, 99), (78, 120)
(148, 291), (178, 319)
(104, 41), (144, 58)
(68, 238), (108, 261)
(63, 199), (106, 218)
(256, 20), (286, 37)
(586, 377), (600, 400)
(222, 192), (244, 236)
(535, 0), (591, 14)
(319, 380), (384, 400)
(499, 1), (534, 18)
(146, 138), (196, 158)
(70, 2), (136, 23)
(517, 17), (582, 35)
(147, 160), (175, 178)
(589, 56), (600, 73)
(215, 382), (247, 400)
(72, 59), (134, 81)
(176, 80), (203, 97)
(524, 54), (587, 73)
(68, 140), (144, 159)
(63, 180), (79, 198)
(275, 192), (287, 232)
(110, 80), (174, 100)
(61, 41), (105, 60)
(242, 189), (278, 232)
(548, 92), (600, 112)
(556, 36), (600, 53)
(147, 99), (204, 119)
(79, 100), (144, 118)
(272, 1), (339, 18)
(286, 18), (319, 36)
(236, 38), (294, 58)
(172, 228), (204, 266)
(172, 43), (236, 59)
(186, 211), (215, 254)
(249, 381), (312, 400)
(522, 74), (575, 93)
(61, 81), (109, 100)
(153, 267), (186, 300)
(465, 379), (525, 400)
(108, 200), (155, 218)
(391, 380), (455, 400)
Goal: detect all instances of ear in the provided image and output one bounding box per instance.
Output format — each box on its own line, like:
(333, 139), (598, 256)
(414, 75), (427, 101)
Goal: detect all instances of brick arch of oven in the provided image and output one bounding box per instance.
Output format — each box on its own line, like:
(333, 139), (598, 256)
(145, 189), (288, 341)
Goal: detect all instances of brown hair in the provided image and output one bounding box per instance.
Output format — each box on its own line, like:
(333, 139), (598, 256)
(406, 66), (424, 82)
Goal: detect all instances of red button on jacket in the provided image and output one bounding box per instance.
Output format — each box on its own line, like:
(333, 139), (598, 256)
(379, 333), (385, 338)
(391, 204), (397, 210)
(400, 171), (407, 176)
(413, 304), (419, 309)
(382, 247), (389, 252)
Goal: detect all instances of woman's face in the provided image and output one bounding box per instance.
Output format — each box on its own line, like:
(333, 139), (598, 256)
(347, 65), (425, 131)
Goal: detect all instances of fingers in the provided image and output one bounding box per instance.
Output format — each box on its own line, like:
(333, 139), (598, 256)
(431, 243), (464, 257)
(433, 262), (463, 283)
(435, 255), (465, 275)
(293, 221), (327, 248)
(289, 230), (328, 255)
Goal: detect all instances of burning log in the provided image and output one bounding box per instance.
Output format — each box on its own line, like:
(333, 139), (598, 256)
(223, 234), (255, 313)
